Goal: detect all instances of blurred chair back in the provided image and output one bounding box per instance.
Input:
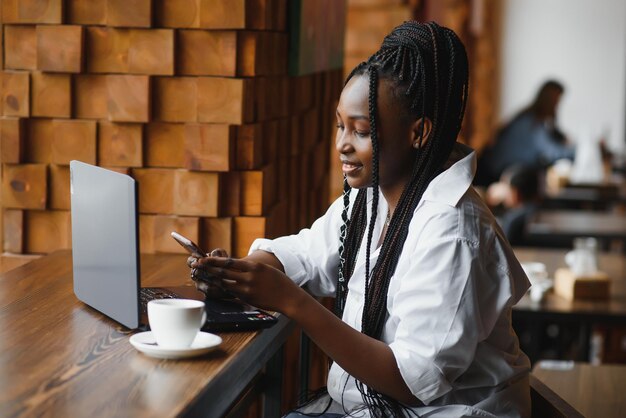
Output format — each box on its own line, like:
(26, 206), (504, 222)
(530, 374), (584, 418)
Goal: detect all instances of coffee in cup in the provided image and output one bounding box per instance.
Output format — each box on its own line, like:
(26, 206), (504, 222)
(147, 299), (207, 349)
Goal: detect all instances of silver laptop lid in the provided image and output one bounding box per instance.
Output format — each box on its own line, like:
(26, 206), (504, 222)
(70, 161), (140, 328)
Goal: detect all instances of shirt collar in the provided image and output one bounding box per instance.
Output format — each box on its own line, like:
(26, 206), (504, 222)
(421, 142), (476, 207)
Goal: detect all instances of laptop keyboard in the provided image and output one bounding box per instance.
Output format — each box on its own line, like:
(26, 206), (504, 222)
(139, 287), (180, 314)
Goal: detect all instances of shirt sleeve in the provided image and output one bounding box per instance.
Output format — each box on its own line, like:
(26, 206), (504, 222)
(248, 192), (353, 297)
(388, 235), (517, 404)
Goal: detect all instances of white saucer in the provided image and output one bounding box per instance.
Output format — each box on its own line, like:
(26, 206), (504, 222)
(130, 331), (222, 359)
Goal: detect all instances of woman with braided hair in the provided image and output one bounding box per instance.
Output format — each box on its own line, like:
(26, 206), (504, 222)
(190, 21), (531, 417)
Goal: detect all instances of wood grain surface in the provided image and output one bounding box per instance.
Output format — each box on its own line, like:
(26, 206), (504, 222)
(0, 250), (293, 417)
(533, 361), (626, 418)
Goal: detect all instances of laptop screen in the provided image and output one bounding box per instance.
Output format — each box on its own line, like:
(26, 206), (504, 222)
(70, 161), (141, 328)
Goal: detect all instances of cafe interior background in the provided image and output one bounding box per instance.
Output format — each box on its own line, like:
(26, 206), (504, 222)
(1, 0), (626, 415)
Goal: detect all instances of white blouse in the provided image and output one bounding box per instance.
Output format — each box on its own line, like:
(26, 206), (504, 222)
(250, 143), (531, 418)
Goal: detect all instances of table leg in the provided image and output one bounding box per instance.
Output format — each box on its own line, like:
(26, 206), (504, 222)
(579, 322), (591, 361)
(299, 332), (311, 402)
(262, 346), (284, 418)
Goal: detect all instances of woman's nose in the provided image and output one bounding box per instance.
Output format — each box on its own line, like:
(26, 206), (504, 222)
(335, 129), (353, 153)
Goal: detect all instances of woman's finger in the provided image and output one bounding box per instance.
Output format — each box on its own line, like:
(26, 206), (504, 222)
(200, 264), (246, 281)
(193, 256), (255, 272)
(187, 256), (197, 268)
(210, 248), (229, 257)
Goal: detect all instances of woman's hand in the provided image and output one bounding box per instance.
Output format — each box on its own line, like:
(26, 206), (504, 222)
(188, 248), (232, 298)
(190, 256), (304, 315)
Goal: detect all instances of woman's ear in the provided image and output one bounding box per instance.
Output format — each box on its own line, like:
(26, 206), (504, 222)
(411, 117), (433, 149)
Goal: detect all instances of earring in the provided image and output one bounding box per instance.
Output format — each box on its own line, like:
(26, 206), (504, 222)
(413, 142), (420, 149)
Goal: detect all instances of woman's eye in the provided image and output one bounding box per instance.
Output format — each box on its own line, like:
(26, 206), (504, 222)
(336, 124), (344, 130)
(355, 131), (369, 138)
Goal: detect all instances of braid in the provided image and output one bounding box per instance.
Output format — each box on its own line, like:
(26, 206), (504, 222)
(364, 66), (380, 297)
(331, 21), (469, 417)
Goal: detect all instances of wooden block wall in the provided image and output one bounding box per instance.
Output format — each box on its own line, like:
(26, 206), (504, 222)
(0, 0), (344, 270)
(330, 0), (418, 202)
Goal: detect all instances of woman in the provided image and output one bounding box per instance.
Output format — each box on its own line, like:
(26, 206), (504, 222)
(191, 21), (531, 417)
(477, 80), (575, 185)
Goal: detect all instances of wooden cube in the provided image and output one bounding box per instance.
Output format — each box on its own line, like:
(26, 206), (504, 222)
(52, 119), (97, 165)
(107, 75), (150, 122)
(3, 209), (24, 253)
(197, 77), (254, 124)
(31, 72), (71, 118)
(177, 30), (237, 76)
(2, 0), (63, 24)
(132, 168), (175, 214)
(67, 0), (107, 24)
(236, 31), (259, 77)
(152, 77), (197, 122)
(1, 117), (24, 163)
(2, 71), (30, 117)
(274, 0), (287, 31)
(311, 139), (329, 190)
(184, 124), (234, 171)
(240, 165), (275, 216)
(85, 27), (130, 73)
(24, 118), (54, 163)
(262, 119), (278, 164)
(155, 0), (201, 28)
(140, 214), (200, 254)
(233, 216), (266, 258)
(254, 77), (268, 121)
(37, 25), (84, 73)
(173, 170), (219, 217)
(49, 164), (70, 210)
(199, 217), (232, 255)
(4, 25), (37, 70)
(152, 215), (200, 254)
(1, 164), (47, 209)
(198, 0), (272, 29)
(98, 122), (143, 167)
(218, 171), (240, 217)
(128, 29), (174, 75)
(138, 214), (157, 253)
(73, 75), (109, 119)
(107, 0), (152, 28)
(246, 0), (269, 30)
(199, 0), (246, 29)
(24, 210), (71, 253)
(144, 123), (185, 167)
(236, 123), (264, 169)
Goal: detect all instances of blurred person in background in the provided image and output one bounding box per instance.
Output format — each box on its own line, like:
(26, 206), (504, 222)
(488, 165), (541, 246)
(476, 80), (574, 186)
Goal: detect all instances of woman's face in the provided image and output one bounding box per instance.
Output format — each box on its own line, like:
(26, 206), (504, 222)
(335, 75), (421, 190)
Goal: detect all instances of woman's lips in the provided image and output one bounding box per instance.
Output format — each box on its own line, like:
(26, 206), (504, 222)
(342, 162), (362, 174)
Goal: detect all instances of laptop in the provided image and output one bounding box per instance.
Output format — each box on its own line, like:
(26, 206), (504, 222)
(69, 160), (277, 332)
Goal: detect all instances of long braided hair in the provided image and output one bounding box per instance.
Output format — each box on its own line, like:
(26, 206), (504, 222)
(334, 21), (469, 417)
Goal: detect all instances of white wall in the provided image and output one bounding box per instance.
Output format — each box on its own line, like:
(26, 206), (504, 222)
(499, 0), (626, 152)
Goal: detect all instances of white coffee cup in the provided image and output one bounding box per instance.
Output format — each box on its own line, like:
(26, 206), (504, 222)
(147, 299), (207, 349)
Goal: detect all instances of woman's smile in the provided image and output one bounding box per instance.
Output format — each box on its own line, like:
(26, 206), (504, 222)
(341, 159), (363, 175)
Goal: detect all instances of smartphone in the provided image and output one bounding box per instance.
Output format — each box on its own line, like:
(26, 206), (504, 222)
(171, 231), (207, 258)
